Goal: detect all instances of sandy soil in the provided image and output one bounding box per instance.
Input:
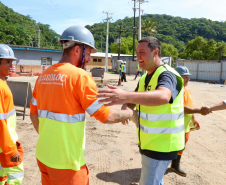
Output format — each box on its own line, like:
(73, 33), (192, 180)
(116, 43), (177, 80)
(8, 72), (226, 185)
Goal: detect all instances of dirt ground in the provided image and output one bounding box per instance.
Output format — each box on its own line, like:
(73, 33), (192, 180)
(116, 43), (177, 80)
(9, 72), (226, 185)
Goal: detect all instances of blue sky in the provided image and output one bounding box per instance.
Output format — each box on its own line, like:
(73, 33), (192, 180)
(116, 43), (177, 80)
(1, 0), (225, 35)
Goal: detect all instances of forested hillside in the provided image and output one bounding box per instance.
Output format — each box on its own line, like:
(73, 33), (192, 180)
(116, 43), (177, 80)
(0, 2), (62, 49)
(1, 0), (226, 56)
(86, 14), (226, 53)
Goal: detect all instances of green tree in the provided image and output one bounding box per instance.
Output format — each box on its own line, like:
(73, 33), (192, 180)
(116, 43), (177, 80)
(0, 2), (62, 49)
(180, 36), (226, 60)
(110, 36), (138, 55)
(141, 18), (159, 36)
(161, 43), (178, 65)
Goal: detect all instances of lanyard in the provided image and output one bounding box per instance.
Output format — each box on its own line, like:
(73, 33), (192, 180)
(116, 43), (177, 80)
(81, 45), (86, 69)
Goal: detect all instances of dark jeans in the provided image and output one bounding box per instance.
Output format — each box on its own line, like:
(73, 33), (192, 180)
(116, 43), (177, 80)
(134, 71), (143, 79)
(121, 72), (127, 82)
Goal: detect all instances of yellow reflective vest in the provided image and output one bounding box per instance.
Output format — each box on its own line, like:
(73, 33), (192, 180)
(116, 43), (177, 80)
(121, 64), (126, 73)
(136, 64), (185, 152)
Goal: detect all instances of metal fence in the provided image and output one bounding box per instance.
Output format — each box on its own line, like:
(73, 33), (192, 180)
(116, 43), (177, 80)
(176, 60), (226, 81)
(116, 61), (144, 75)
(116, 57), (172, 75)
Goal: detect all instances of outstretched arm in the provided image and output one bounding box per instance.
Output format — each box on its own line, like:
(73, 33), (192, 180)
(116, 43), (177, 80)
(104, 107), (135, 124)
(184, 106), (210, 115)
(210, 101), (226, 111)
(97, 85), (171, 107)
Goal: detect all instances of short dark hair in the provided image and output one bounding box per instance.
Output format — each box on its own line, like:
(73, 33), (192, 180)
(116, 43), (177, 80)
(63, 43), (82, 56)
(138, 37), (162, 58)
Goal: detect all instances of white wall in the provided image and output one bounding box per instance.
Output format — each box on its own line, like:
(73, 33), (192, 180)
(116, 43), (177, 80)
(12, 49), (63, 65)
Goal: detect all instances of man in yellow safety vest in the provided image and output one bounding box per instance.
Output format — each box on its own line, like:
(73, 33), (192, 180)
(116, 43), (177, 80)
(134, 64), (143, 80)
(97, 36), (185, 185)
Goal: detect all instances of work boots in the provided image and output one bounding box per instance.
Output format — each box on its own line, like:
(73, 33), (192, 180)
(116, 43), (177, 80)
(171, 155), (187, 177)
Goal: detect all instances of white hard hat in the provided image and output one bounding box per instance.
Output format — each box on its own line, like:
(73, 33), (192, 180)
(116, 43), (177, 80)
(123, 61), (126, 64)
(0, 44), (18, 61)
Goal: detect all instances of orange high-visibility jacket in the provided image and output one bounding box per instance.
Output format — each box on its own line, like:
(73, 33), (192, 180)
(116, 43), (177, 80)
(184, 87), (193, 133)
(0, 80), (18, 157)
(30, 63), (110, 171)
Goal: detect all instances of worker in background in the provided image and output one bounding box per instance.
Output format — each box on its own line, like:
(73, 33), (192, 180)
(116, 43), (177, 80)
(121, 61), (127, 82)
(171, 66), (210, 177)
(30, 26), (136, 185)
(118, 60), (123, 77)
(134, 64), (142, 80)
(0, 44), (24, 185)
(97, 37), (185, 185)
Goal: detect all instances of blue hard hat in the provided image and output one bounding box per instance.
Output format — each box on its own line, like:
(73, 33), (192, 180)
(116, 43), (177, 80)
(58, 26), (97, 53)
(175, 66), (191, 76)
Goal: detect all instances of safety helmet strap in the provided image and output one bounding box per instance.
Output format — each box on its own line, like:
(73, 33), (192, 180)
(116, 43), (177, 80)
(81, 45), (86, 69)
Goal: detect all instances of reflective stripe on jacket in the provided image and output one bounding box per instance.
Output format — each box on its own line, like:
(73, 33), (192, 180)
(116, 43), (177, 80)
(136, 64), (185, 152)
(30, 63), (109, 171)
(0, 80), (18, 155)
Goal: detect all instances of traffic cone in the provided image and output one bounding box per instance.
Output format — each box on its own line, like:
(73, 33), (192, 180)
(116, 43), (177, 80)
(42, 65), (47, 73)
(101, 75), (104, 83)
(30, 69), (33, 76)
(118, 75), (122, 86)
(9, 64), (18, 77)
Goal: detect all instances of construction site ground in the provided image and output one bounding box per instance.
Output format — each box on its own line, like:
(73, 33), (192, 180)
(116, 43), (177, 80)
(8, 72), (226, 185)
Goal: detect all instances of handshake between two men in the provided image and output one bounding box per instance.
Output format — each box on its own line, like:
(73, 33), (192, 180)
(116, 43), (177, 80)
(97, 85), (224, 126)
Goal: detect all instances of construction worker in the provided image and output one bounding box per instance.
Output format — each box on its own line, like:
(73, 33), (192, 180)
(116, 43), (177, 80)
(171, 66), (210, 177)
(118, 60), (123, 77)
(97, 37), (185, 185)
(29, 26), (136, 185)
(121, 61), (127, 82)
(134, 64), (142, 80)
(0, 44), (24, 185)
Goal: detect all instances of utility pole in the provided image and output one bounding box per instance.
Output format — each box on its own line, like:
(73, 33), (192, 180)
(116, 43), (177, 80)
(220, 47), (222, 60)
(116, 26), (124, 60)
(37, 29), (42, 48)
(132, 0), (138, 61)
(137, 0), (148, 40)
(31, 41), (35, 47)
(103, 11), (113, 72)
(101, 32), (103, 52)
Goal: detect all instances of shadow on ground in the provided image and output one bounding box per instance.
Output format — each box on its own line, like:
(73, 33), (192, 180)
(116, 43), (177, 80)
(96, 168), (141, 185)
